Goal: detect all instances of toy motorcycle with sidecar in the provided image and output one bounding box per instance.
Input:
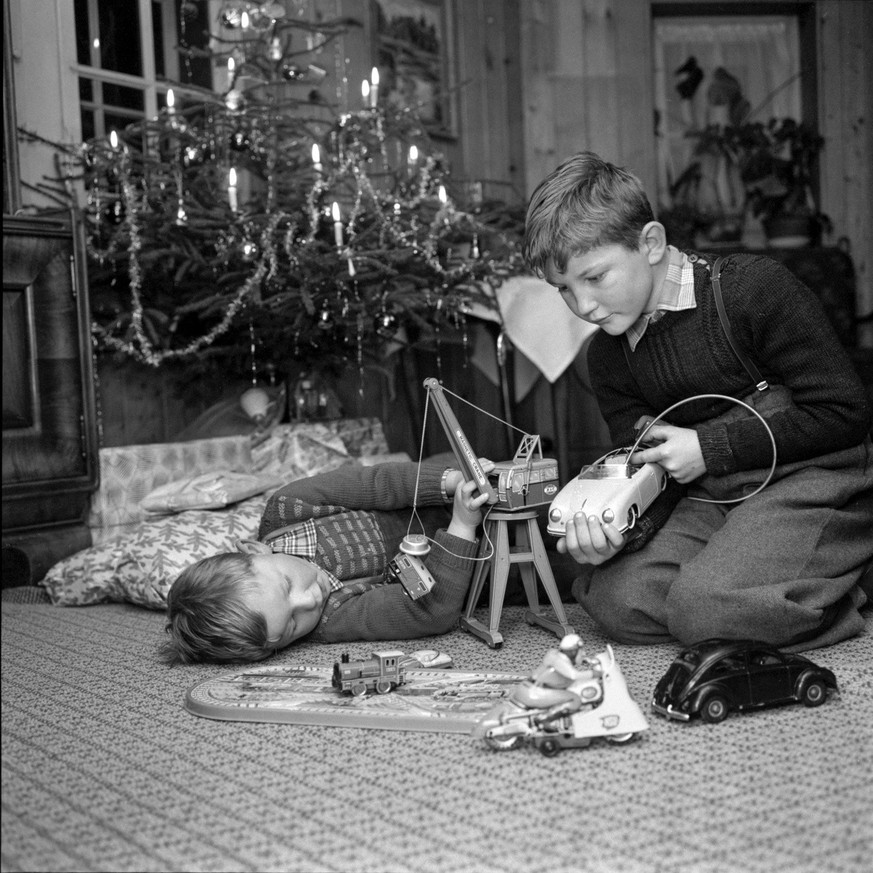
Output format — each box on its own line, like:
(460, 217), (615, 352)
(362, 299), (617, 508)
(472, 644), (648, 756)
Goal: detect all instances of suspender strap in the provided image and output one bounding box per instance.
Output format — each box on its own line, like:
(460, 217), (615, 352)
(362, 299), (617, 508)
(710, 257), (769, 392)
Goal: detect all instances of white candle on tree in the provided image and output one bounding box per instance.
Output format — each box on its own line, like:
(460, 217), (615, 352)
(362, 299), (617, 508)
(370, 67), (379, 108)
(331, 201), (343, 249)
(228, 167), (238, 212)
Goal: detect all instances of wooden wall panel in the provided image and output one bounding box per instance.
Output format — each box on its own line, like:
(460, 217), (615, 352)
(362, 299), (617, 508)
(453, 0), (524, 200)
(614, 0), (657, 190)
(519, 0), (654, 195)
(818, 0), (873, 341)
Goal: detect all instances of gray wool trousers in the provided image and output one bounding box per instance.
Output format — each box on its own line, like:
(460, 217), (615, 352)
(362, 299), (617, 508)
(572, 399), (873, 652)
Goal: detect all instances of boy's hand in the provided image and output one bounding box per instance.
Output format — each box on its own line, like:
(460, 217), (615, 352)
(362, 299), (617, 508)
(629, 423), (705, 484)
(556, 512), (626, 565)
(443, 458), (492, 498)
(447, 461), (495, 542)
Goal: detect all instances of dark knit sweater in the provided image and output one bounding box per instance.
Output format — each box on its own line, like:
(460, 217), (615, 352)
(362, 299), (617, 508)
(257, 461), (479, 642)
(588, 253), (872, 476)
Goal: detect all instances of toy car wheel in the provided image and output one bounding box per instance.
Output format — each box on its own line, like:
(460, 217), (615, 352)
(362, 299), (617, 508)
(375, 679), (393, 694)
(485, 735), (523, 751)
(800, 678), (827, 707)
(606, 733), (635, 744)
(538, 738), (562, 757)
(700, 694), (729, 724)
(626, 505), (638, 530)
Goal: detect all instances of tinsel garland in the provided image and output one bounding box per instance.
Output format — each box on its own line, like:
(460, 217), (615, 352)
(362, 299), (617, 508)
(37, 3), (528, 377)
(95, 172), (279, 366)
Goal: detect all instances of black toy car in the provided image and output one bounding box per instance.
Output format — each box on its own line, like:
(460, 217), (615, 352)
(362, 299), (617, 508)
(651, 639), (838, 723)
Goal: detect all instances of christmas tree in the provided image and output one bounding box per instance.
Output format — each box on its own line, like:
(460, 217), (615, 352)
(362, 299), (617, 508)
(34, 1), (526, 389)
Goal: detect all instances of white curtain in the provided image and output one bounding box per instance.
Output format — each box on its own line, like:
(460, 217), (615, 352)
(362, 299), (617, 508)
(654, 16), (801, 209)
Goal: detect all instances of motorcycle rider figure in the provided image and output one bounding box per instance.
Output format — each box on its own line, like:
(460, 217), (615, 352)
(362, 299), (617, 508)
(526, 634), (604, 729)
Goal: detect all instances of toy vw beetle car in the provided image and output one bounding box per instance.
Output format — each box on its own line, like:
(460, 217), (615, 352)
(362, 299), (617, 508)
(547, 452), (667, 537)
(651, 639), (838, 723)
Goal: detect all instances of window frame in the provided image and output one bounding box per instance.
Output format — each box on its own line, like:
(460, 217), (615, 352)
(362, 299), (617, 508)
(72, 0), (214, 141)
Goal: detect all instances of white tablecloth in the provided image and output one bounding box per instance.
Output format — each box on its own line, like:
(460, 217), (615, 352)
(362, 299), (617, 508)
(467, 275), (598, 401)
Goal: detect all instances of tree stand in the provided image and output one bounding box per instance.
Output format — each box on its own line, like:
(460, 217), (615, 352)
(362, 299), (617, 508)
(460, 509), (575, 648)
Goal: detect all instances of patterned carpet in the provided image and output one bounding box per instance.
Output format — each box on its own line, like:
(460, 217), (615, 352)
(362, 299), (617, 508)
(2, 592), (871, 873)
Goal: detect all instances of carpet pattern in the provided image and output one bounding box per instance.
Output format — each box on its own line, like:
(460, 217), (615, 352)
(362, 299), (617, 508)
(2, 593), (871, 873)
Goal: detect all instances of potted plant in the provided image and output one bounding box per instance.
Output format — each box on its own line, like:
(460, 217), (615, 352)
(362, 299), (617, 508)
(665, 123), (749, 248)
(737, 118), (832, 247)
(664, 117), (831, 250)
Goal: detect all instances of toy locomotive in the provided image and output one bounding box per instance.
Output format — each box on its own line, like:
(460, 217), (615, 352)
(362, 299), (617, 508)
(332, 650), (407, 696)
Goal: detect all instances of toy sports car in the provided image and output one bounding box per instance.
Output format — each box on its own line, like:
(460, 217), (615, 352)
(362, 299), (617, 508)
(546, 452), (667, 537)
(651, 639), (838, 723)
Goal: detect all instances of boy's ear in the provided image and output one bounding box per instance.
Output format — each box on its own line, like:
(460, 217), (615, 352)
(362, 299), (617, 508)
(640, 221), (668, 264)
(235, 539), (272, 555)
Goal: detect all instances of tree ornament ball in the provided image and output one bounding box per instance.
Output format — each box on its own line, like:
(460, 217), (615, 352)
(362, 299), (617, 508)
(375, 311), (398, 335)
(229, 130), (250, 151)
(183, 145), (204, 167)
(282, 65), (305, 82)
(317, 307), (333, 330)
(104, 200), (125, 225)
(219, 6), (244, 28)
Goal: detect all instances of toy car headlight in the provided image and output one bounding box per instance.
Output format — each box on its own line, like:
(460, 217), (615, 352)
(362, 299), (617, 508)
(602, 509), (615, 524)
(549, 508), (563, 523)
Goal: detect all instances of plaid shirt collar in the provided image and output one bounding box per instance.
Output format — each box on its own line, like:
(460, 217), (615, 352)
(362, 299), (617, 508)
(262, 520), (343, 592)
(626, 246), (695, 351)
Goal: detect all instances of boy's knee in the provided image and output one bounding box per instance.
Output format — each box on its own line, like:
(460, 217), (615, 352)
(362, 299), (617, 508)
(575, 565), (671, 644)
(664, 570), (782, 645)
(665, 574), (731, 644)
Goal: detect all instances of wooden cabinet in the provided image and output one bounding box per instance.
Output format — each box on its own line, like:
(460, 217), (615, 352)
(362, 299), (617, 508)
(2, 214), (99, 585)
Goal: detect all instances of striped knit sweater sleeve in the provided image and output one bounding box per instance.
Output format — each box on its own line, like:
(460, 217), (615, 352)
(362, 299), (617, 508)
(588, 254), (871, 477)
(258, 461), (449, 538)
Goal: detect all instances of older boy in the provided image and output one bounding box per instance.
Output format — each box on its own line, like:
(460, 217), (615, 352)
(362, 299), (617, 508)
(162, 460), (493, 663)
(523, 151), (872, 651)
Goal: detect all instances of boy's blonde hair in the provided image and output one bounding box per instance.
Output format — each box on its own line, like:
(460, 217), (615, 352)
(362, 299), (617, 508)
(522, 151), (655, 277)
(160, 553), (272, 664)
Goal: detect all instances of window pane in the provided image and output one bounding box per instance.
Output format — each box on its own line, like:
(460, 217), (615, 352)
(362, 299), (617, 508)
(104, 110), (141, 134)
(653, 16), (801, 210)
(176, 0), (212, 89)
(153, 1), (166, 77)
(81, 108), (95, 141)
(74, 0), (91, 66)
(102, 83), (146, 113)
(78, 78), (145, 139)
(97, 0), (143, 77)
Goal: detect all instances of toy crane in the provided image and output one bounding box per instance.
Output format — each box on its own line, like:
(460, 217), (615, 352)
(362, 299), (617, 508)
(423, 378), (575, 648)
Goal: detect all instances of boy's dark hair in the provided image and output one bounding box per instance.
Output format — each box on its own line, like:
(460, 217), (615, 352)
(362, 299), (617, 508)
(160, 552), (272, 664)
(522, 151), (655, 277)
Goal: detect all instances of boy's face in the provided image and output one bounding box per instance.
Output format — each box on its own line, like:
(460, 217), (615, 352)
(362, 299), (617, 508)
(544, 228), (667, 336)
(238, 551), (333, 650)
